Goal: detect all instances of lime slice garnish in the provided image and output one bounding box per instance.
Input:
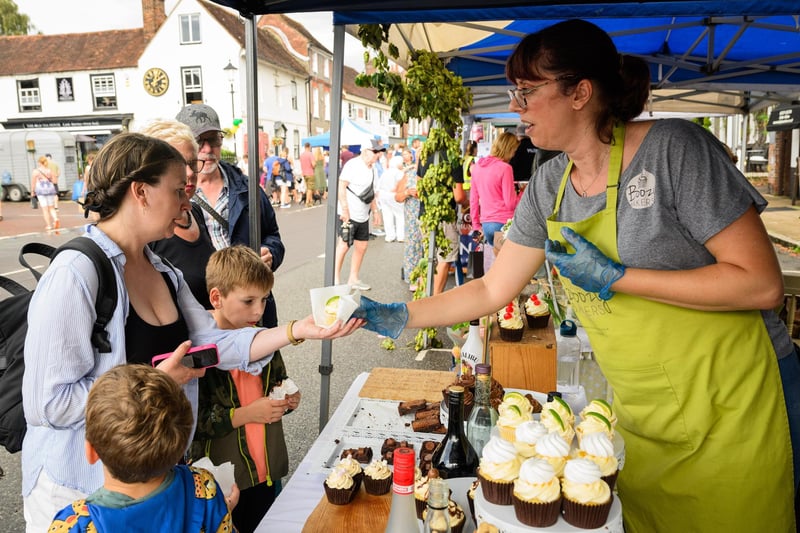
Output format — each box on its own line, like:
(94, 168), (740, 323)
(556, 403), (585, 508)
(593, 398), (612, 413)
(508, 404), (521, 416)
(548, 408), (565, 431)
(504, 391), (526, 402)
(324, 296), (340, 315)
(585, 411), (612, 431)
(553, 395), (573, 415)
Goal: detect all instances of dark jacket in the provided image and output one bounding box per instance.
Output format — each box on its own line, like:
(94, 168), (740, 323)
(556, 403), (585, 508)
(222, 161), (284, 327)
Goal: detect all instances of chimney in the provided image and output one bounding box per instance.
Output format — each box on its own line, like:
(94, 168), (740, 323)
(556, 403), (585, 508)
(142, 0), (167, 41)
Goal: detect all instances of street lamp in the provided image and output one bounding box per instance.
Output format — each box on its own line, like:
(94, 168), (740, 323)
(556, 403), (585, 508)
(223, 60), (238, 157)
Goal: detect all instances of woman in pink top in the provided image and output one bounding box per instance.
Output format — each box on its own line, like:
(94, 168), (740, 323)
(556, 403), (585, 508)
(469, 132), (521, 246)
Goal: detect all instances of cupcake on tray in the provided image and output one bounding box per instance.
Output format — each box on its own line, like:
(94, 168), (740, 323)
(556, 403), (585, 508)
(512, 457), (562, 527)
(533, 431), (571, 477)
(415, 467), (440, 519)
(514, 420), (548, 459)
(574, 432), (619, 490)
(540, 396), (576, 443)
(363, 458), (392, 495)
(560, 458), (613, 529)
(337, 453), (364, 491)
(524, 293), (551, 329)
(323, 466), (357, 505)
(476, 435), (521, 505)
(577, 399), (617, 442)
(422, 499), (466, 533)
(497, 301), (524, 342)
(496, 391), (535, 442)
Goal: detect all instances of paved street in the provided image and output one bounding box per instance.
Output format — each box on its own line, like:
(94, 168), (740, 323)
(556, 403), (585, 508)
(1, 192), (799, 531)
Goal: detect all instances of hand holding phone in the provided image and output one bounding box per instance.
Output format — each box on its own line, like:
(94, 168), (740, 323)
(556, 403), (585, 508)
(151, 344), (219, 369)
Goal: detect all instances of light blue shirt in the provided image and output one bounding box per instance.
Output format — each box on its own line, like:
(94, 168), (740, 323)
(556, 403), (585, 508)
(21, 225), (270, 496)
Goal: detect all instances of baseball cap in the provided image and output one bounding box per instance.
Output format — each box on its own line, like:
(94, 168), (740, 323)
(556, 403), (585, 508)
(175, 104), (222, 138)
(362, 138), (386, 152)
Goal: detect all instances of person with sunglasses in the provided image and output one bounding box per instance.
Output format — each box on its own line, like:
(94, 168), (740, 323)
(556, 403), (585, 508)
(176, 104), (285, 332)
(355, 19), (799, 532)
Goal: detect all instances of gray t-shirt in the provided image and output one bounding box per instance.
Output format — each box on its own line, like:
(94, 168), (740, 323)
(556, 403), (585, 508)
(508, 118), (792, 358)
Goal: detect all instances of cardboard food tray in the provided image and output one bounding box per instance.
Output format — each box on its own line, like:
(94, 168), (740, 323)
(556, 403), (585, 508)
(358, 367), (455, 402)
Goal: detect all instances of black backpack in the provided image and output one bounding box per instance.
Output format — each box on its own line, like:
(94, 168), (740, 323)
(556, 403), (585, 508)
(0, 237), (117, 453)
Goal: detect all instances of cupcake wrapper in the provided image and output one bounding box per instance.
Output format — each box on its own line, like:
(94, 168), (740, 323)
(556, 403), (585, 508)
(602, 470), (619, 492)
(351, 472), (364, 492)
(525, 313), (550, 329)
(561, 495), (613, 529)
(415, 496), (427, 520)
(477, 469), (514, 505)
(364, 474), (392, 495)
(512, 495), (561, 527)
(323, 481), (356, 505)
(499, 326), (524, 342)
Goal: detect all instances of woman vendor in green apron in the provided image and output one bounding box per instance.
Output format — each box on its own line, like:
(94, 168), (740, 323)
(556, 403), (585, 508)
(353, 19), (799, 532)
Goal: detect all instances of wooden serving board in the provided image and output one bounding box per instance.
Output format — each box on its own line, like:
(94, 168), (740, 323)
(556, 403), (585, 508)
(358, 367), (455, 402)
(302, 490), (391, 533)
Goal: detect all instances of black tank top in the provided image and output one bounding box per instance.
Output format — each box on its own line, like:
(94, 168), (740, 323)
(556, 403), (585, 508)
(125, 271), (189, 365)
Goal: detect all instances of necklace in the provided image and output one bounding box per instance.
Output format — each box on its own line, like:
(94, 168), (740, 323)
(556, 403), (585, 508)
(574, 147), (611, 197)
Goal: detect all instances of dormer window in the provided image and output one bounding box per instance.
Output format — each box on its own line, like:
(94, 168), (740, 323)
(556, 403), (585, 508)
(179, 13), (201, 44)
(17, 79), (41, 112)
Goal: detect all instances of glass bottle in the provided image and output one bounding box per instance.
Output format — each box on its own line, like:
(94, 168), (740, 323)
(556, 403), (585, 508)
(384, 447), (417, 533)
(557, 319), (581, 391)
(466, 364), (498, 457)
(459, 319), (483, 376)
(431, 386), (479, 479)
(423, 477), (451, 533)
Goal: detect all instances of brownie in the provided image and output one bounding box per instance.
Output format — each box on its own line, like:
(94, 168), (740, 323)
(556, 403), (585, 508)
(525, 393), (543, 414)
(412, 417), (443, 433)
(418, 440), (439, 475)
(340, 446), (373, 464)
(398, 398), (428, 415)
(381, 438), (414, 464)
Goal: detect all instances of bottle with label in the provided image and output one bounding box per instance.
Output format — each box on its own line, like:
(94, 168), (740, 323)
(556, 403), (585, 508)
(557, 319), (581, 390)
(431, 386), (479, 479)
(423, 477), (451, 533)
(459, 319), (482, 376)
(466, 364), (498, 457)
(384, 447), (417, 533)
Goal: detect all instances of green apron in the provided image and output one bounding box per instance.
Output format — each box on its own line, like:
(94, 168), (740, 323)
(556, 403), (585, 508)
(546, 124), (794, 532)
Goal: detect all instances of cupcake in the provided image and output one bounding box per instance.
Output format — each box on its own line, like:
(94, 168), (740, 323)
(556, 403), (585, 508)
(577, 399), (617, 443)
(496, 392), (534, 442)
(467, 479), (479, 527)
(560, 458), (613, 529)
(363, 458), (392, 495)
(524, 293), (550, 329)
(422, 499), (466, 533)
(338, 454), (364, 491)
(323, 466), (356, 505)
(574, 432), (619, 490)
(415, 467), (439, 519)
(540, 396), (576, 444)
(513, 420), (548, 458)
(512, 458), (562, 527)
(533, 432), (571, 477)
(580, 399), (617, 428)
(476, 436), (520, 505)
(497, 301), (524, 341)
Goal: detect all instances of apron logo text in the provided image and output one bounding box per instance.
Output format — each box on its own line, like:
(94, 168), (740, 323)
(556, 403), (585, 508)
(625, 170), (655, 209)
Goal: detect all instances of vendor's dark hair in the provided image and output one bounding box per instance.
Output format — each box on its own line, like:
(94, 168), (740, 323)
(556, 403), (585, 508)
(506, 19), (651, 143)
(84, 132), (185, 220)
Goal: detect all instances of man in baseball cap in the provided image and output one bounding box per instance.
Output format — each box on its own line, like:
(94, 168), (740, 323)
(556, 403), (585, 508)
(175, 104), (223, 138)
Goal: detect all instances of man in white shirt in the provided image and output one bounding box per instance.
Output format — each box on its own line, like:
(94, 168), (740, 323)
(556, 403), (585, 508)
(334, 138), (383, 291)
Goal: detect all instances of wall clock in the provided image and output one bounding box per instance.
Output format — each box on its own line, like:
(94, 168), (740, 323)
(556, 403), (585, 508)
(143, 67), (169, 96)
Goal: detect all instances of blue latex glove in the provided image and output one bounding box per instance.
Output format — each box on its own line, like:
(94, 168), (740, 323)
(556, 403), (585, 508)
(545, 227), (626, 301)
(352, 296), (409, 339)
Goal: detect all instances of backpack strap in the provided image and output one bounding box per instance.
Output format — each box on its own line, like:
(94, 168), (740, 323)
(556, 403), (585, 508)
(56, 238), (117, 354)
(0, 275), (27, 297)
(18, 242), (57, 281)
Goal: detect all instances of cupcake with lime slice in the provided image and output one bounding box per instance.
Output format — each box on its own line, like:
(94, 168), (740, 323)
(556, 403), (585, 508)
(576, 410), (614, 443)
(579, 399), (617, 427)
(540, 399), (576, 444)
(497, 404), (533, 443)
(323, 295), (340, 325)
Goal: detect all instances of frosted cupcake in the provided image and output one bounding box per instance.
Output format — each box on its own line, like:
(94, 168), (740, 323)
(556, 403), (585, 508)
(533, 431), (571, 477)
(512, 458), (562, 527)
(524, 293), (550, 329)
(476, 436), (520, 505)
(561, 458), (613, 529)
(337, 454), (364, 491)
(422, 499), (466, 533)
(574, 432), (619, 490)
(496, 392), (534, 442)
(415, 467), (440, 519)
(363, 458), (392, 495)
(498, 301), (524, 342)
(323, 466), (356, 505)
(513, 420), (548, 458)
(577, 399), (617, 442)
(540, 396), (576, 443)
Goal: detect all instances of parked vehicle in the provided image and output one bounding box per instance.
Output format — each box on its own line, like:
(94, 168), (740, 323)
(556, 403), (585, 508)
(0, 130), (79, 202)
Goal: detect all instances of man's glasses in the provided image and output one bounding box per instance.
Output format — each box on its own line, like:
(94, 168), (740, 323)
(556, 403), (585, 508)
(186, 159), (207, 173)
(196, 132), (224, 148)
(508, 75), (577, 109)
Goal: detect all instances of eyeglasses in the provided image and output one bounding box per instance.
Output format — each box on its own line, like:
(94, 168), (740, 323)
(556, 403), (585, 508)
(186, 159), (207, 173)
(508, 75), (577, 109)
(196, 132), (224, 148)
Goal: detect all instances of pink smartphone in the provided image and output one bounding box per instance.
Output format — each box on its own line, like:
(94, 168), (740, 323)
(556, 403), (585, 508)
(151, 344), (219, 369)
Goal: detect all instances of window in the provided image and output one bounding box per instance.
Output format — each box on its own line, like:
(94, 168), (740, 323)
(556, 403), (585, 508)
(293, 130), (300, 159)
(291, 81), (298, 110)
(364, 107), (371, 121)
(91, 74), (117, 109)
(324, 90), (331, 121)
(179, 14), (201, 44)
(379, 110), (385, 124)
(313, 87), (319, 118)
(323, 57), (330, 78)
(347, 102), (356, 119)
(312, 53), (319, 74)
(17, 79), (41, 112)
(181, 67), (203, 104)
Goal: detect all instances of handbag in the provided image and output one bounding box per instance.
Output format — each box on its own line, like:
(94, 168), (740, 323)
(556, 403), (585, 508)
(347, 182), (375, 205)
(30, 196), (38, 209)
